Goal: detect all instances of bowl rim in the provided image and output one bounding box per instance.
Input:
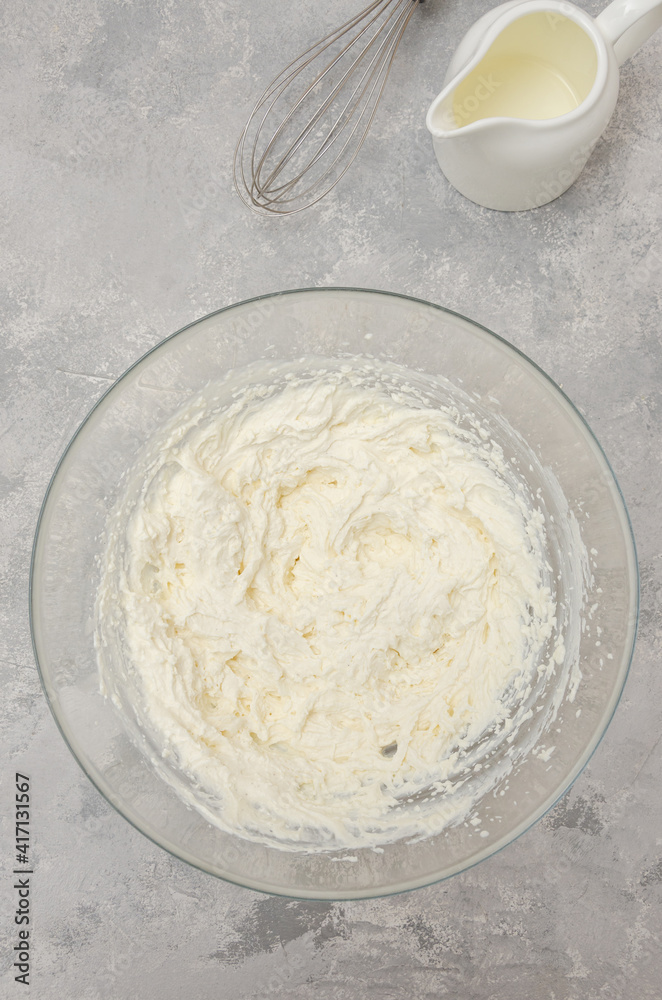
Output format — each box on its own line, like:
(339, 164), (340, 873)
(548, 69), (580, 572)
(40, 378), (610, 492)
(29, 285), (639, 899)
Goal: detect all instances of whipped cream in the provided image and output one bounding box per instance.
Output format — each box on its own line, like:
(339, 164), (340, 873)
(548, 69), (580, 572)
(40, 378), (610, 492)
(96, 363), (559, 849)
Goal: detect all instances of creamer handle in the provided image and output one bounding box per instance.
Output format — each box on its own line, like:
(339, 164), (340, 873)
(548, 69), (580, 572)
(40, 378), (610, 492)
(596, 0), (662, 65)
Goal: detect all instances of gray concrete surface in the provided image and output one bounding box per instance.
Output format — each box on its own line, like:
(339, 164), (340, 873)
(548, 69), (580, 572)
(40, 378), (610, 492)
(1, 0), (661, 997)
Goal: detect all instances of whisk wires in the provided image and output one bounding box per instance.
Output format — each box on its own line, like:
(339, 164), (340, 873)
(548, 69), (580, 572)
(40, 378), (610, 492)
(234, 0), (422, 216)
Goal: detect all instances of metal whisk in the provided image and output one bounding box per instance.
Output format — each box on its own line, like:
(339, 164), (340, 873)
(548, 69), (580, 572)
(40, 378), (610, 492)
(234, 0), (423, 217)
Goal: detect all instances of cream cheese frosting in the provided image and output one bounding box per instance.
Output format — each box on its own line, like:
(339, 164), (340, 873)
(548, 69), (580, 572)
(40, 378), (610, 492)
(96, 364), (558, 849)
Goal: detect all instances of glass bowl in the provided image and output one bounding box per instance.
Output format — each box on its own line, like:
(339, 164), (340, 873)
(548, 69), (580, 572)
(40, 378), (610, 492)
(30, 288), (638, 899)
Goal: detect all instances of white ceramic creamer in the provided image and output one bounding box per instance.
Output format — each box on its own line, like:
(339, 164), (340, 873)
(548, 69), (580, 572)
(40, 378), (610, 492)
(426, 0), (662, 210)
